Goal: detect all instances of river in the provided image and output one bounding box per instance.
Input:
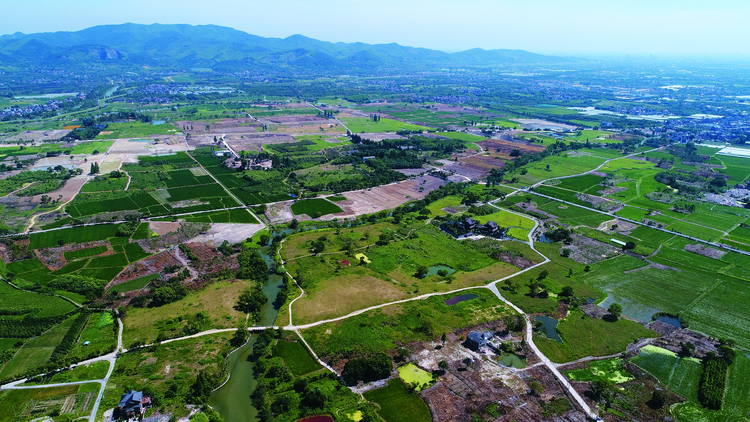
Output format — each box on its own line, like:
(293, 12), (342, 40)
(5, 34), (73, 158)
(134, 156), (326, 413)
(209, 246), (284, 422)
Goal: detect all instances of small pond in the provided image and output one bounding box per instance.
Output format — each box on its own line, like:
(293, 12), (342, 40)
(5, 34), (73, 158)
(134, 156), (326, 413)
(128, 139), (155, 143)
(444, 293), (477, 306)
(655, 315), (683, 328)
(426, 264), (456, 277)
(534, 315), (562, 342)
(151, 120), (166, 125)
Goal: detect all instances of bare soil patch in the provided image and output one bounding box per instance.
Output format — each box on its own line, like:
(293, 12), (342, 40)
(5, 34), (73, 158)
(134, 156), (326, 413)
(684, 243), (726, 259)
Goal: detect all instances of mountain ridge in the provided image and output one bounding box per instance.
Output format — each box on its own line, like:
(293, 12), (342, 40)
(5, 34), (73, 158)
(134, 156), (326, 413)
(0, 23), (571, 72)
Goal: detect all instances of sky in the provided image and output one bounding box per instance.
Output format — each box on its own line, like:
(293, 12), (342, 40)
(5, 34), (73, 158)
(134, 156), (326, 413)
(2, 0), (750, 56)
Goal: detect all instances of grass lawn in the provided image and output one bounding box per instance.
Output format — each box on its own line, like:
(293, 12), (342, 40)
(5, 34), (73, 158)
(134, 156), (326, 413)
(564, 358), (633, 384)
(70, 140), (113, 154)
(285, 223), (523, 323)
(425, 195), (463, 216)
(533, 311), (656, 363)
(303, 289), (511, 361)
(122, 280), (250, 346)
(109, 274), (158, 293)
(509, 151), (609, 186)
(397, 363), (434, 391)
(565, 129), (616, 143)
(26, 360), (109, 385)
(475, 209), (536, 229)
(291, 198), (343, 218)
(364, 379), (432, 422)
(341, 117), (430, 133)
(273, 339), (321, 376)
(96, 121), (180, 139)
(99, 332), (233, 419)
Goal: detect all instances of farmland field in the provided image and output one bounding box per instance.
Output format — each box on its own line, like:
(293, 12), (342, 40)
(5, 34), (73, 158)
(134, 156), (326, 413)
(364, 379), (432, 422)
(341, 117), (430, 133)
(290, 198), (343, 218)
(96, 121), (180, 139)
(630, 345), (701, 400)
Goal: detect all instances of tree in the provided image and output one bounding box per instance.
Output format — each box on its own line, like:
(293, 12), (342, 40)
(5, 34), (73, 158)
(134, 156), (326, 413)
(234, 287), (266, 319)
(646, 389), (666, 409)
(560, 286), (575, 297)
(230, 327), (248, 347)
(623, 241), (636, 250)
(301, 385), (327, 409)
(89, 162), (99, 175)
(237, 248), (268, 281)
(414, 265), (428, 279)
(342, 353), (392, 386)
(190, 370), (216, 404)
(678, 342), (695, 358)
(607, 303), (622, 321)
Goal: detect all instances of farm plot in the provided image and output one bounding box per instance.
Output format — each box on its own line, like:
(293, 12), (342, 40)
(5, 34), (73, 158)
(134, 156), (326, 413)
(290, 198), (343, 218)
(341, 117), (430, 133)
(96, 121), (180, 139)
(364, 379), (432, 422)
(0, 384), (95, 422)
(630, 345), (701, 400)
(273, 340), (321, 377)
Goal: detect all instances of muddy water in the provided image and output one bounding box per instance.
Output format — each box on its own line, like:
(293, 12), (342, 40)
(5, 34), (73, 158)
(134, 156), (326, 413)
(209, 247), (283, 422)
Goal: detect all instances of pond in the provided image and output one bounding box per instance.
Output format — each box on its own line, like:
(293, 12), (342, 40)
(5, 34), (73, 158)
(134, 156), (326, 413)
(654, 314), (683, 328)
(151, 120), (166, 125)
(534, 315), (562, 342)
(444, 293), (477, 306)
(426, 264), (455, 277)
(208, 247), (284, 422)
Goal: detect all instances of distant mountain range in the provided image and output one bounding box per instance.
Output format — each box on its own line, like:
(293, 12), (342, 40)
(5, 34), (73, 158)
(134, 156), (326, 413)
(0, 23), (567, 73)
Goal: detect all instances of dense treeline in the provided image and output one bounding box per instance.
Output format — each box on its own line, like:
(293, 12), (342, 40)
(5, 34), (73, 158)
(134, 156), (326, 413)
(0, 313), (75, 338)
(697, 345), (736, 410)
(49, 274), (105, 299)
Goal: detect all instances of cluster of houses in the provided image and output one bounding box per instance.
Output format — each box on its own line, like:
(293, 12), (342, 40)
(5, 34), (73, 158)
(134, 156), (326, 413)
(440, 217), (506, 239)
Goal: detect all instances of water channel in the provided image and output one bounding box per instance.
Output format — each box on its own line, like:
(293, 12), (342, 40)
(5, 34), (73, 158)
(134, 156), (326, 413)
(208, 246), (283, 422)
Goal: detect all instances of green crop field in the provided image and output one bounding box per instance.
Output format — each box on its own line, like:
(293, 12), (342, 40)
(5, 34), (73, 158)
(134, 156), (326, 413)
(96, 121), (180, 139)
(565, 129), (616, 143)
(341, 117), (430, 133)
(108, 274), (158, 293)
(630, 345), (701, 400)
(364, 379), (432, 422)
(64, 245), (108, 260)
(425, 195), (463, 216)
(69, 140), (113, 154)
(273, 340), (321, 376)
(290, 198), (343, 218)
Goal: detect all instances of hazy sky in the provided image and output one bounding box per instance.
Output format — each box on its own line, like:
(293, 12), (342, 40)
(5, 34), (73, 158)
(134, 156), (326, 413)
(3, 0), (750, 56)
